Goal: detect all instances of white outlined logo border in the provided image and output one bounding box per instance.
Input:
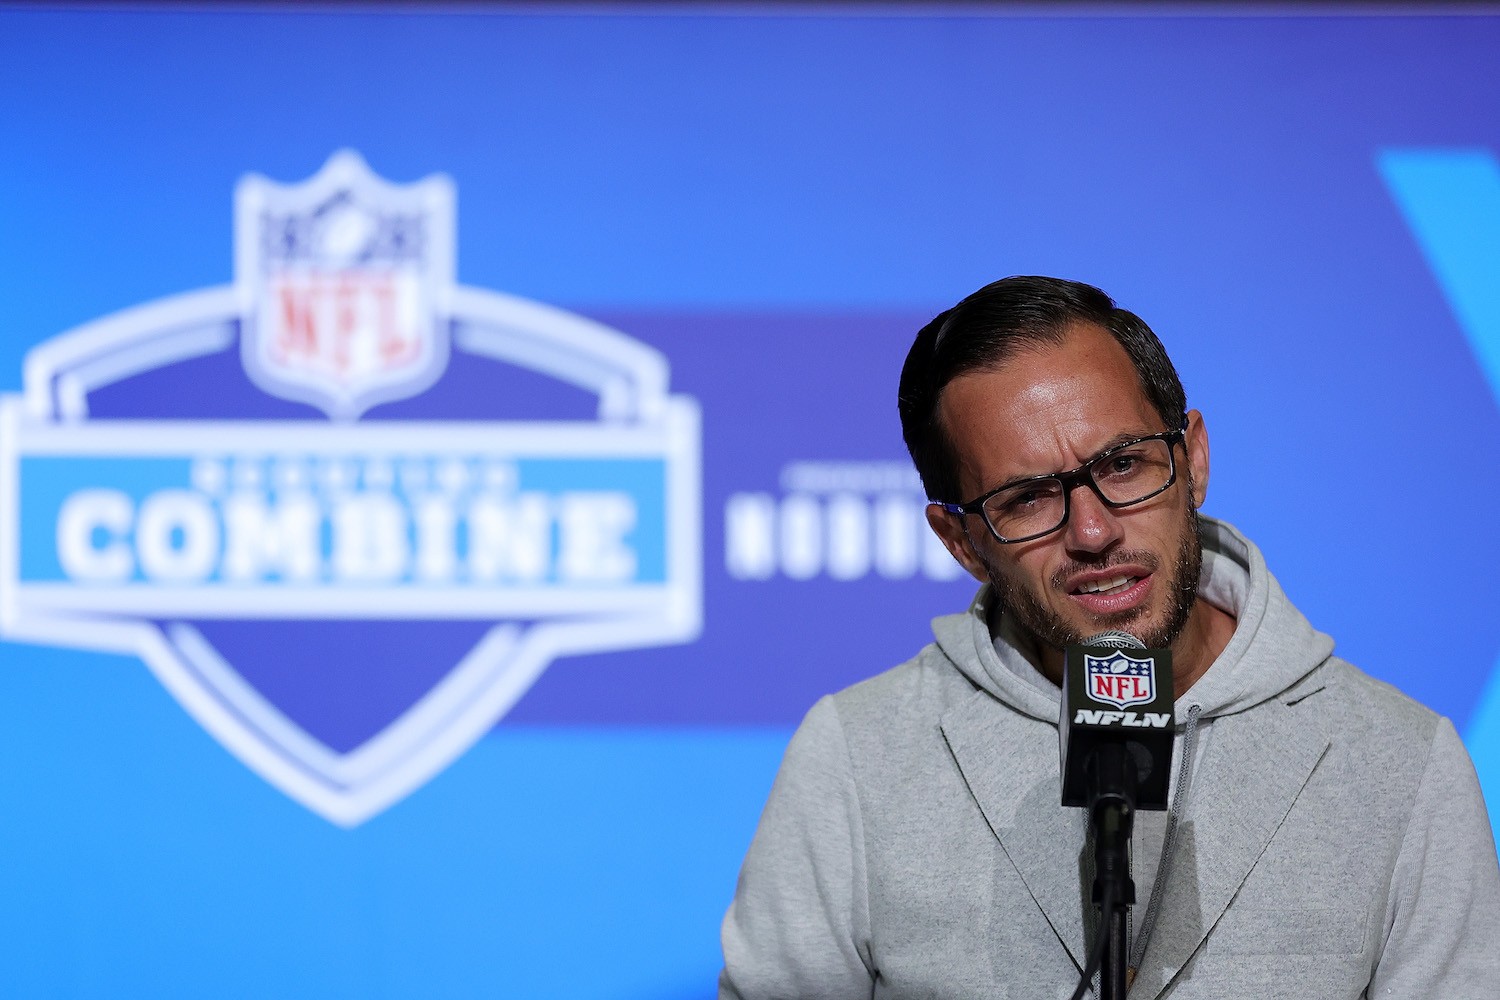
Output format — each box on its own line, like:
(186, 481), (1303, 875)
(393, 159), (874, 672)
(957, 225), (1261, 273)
(0, 161), (702, 826)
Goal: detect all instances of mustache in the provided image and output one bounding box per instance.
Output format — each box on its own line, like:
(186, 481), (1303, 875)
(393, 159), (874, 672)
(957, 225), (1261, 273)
(1048, 550), (1160, 592)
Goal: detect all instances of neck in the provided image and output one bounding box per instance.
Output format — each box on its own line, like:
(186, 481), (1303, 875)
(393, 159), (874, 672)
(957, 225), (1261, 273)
(1034, 596), (1237, 695)
(1164, 597), (1238, 695)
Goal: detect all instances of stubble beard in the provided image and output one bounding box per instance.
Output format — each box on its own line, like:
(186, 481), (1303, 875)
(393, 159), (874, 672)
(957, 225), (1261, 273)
(984, 501), (1204, 652)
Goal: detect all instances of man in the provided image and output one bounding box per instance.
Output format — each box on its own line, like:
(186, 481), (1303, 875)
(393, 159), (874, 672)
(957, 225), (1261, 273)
(719, 276), (1500, 999)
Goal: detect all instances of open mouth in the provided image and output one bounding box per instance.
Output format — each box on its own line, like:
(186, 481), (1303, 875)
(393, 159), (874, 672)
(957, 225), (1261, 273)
(1066, 570), (1154, 615)
(1072, 574), (1139, 597)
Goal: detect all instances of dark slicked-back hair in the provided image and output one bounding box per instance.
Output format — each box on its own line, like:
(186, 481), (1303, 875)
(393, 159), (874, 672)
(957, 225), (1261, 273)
(898, 275), (1187, 502)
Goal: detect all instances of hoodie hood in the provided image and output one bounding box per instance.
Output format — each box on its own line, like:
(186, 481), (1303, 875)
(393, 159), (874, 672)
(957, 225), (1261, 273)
(931, 516), (1335, 724)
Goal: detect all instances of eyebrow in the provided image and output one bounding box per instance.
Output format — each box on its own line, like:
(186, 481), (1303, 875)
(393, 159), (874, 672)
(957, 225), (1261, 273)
(983, 430), (1159, 495)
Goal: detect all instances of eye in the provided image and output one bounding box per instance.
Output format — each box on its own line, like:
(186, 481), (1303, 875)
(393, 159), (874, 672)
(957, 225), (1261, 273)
(1007, 489), (1043, 510)
(992, 480), (1062, 514)
(1094, 443), (1159, 481)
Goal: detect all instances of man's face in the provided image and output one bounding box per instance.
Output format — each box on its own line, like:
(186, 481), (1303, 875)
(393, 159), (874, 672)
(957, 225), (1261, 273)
(925, 323), (1211, 651)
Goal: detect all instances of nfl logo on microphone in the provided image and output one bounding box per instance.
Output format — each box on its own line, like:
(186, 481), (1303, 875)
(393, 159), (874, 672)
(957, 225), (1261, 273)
(0, 151), (702, 827)
(1084, 650), (1157, 710)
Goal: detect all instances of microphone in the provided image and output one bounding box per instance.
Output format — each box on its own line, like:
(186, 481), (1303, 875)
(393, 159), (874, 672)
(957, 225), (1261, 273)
(1059, 631), (1177, 1000)
(1060, 630), (1176, 810)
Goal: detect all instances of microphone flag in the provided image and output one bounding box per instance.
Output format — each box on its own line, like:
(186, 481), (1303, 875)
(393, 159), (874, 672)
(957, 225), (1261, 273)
(1060, 639), (1176, 809)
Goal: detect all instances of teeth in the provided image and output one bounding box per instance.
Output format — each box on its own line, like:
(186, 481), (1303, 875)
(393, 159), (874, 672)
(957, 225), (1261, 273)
(1078, 575), (1134, 595)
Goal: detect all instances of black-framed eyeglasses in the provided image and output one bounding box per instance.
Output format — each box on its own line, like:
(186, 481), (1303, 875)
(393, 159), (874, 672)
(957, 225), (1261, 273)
(933, 426), (1187, 544)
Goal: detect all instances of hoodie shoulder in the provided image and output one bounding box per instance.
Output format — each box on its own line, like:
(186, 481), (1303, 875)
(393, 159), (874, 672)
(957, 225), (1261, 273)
(828, 641), (980, 735)
(1315, 657), (1440, 740)
(1289, 659), (1445, 815)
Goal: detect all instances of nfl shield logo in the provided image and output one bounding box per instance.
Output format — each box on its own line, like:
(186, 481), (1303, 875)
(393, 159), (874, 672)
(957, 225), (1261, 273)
(235, 150), (453, 420)
(1084, 650), (1157, 709)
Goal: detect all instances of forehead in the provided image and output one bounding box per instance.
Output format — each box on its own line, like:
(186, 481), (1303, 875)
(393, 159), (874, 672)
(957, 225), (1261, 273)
(937, 324), (1162, 493)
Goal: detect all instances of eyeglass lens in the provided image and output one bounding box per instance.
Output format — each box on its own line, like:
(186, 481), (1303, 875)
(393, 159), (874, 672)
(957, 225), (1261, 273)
(980, 438), (1176, 540)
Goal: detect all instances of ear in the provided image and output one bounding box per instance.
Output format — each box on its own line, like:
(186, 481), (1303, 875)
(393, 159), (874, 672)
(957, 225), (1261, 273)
(1183, 408), (1210, 509)
(925, 503), (991, 584)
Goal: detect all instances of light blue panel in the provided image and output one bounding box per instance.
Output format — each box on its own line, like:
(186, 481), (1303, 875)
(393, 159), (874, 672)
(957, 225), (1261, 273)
(1468, 668), (1500, 842)
(0, 642), (787, 999)
(517, 457), (668, 582)
(19, 457), (194, 580)
(1378, 151), (1500, 388)
(1378, 148), (1500, 839)
(17, 454), (670, 585)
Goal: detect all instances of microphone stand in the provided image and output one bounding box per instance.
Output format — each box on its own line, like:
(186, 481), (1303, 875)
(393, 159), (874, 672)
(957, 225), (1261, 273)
(1088, 743), (1137, 1000)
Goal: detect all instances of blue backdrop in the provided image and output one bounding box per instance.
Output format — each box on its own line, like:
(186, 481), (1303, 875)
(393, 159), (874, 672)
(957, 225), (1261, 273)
(3, 5), (1500, 997)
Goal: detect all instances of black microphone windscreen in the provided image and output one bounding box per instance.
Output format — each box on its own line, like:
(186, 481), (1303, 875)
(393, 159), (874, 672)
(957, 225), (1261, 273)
(1081, 630), (1145, 649)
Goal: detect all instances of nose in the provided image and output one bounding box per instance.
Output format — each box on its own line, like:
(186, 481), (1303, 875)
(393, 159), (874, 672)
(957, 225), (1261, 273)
(1062, 481), (1123, 555)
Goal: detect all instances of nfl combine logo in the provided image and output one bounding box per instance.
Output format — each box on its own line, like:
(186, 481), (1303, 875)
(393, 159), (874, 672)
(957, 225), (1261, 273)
(0, 151), (702, 826)
(1083, 650), (1157, 710)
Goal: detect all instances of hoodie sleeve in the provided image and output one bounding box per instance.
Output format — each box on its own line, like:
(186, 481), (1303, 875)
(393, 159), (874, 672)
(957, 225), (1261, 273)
(719, 696), (875, 1000)
(1368, 717), (1500, 997)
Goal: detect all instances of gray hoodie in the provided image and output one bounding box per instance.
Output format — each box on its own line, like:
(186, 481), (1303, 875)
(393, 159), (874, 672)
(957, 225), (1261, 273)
(721, 518), (1500, 999)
